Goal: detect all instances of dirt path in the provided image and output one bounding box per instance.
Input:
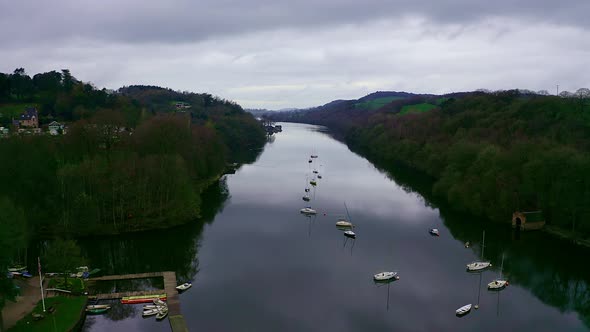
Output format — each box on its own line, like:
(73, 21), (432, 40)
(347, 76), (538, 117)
(2, 276), (46, 330)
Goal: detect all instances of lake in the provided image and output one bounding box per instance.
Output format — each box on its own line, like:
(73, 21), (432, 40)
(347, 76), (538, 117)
(82, 122), (590, 331)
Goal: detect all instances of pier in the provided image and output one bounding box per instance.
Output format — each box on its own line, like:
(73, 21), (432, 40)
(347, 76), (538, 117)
(88, 271), (188, 332)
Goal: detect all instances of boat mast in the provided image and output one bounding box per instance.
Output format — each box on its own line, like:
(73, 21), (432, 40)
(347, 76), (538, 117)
(481, 231), (485, 260)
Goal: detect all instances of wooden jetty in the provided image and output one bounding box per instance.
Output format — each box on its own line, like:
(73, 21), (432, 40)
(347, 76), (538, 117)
(89, 271), (188, 332)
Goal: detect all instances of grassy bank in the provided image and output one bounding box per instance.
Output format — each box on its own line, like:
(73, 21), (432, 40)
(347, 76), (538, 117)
(8, 296), (87, 332)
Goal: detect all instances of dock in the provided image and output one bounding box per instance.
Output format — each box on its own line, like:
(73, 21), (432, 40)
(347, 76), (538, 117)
(88, 271), (188, 332)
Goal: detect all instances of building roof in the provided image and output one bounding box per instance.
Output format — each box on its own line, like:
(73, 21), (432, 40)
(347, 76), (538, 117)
(48, 121), (62, 126)
(19, 107), (38, 120)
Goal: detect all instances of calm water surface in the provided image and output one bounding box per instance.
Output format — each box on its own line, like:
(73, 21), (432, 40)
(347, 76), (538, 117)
(82, 122), (590, 332)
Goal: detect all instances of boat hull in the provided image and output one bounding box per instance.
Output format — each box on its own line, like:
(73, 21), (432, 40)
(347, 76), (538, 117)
(456, 304), (472, 316)
(466, 262), (492, 271)
(121, 294), (167, 304)
(373, 272), (398, 281)
(487, 280), (508, 290)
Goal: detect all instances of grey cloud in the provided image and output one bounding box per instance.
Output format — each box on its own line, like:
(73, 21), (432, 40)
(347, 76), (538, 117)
(1, 0), (589, 46)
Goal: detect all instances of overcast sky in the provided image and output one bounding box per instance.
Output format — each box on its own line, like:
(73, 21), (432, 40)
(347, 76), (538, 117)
(1, 0), (589, 109)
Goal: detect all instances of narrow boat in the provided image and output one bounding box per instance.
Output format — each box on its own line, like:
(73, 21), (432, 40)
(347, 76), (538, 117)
(373, 271), (398, 282)
(488, 253), (508, 290)
(310, 154), (318, 158)
(143, 304), (159, 310)
(121, 294), (166, 304)
(156, 308), (169, 320)
(302, 194), (310, 202)
(86, 304), (111, 310)
(344, 230), (356, 239)
(308, 159), (312, 163)
(176, 282), (192, 291)
(456, 304), (472, 316)
(310, 179), (317, 186)
(21, 271), (33, 278)
(304, 188), (310, 192)
(313, 170), (318, 174)
(86, 306), (111, 314)
(429, 228), (439, 236)
(300, 207), (317, 215)
(466, 231), (491, 271)
(317, 174), (322, 179)
(142, 308), (159, 317)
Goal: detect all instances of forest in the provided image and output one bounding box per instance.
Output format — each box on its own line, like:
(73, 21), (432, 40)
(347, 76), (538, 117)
(0, 68), (266, 241)
(269, 89), (590, 238)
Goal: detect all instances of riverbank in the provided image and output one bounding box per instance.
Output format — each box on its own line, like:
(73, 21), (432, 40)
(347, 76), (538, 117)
(543, 225), (590, 248)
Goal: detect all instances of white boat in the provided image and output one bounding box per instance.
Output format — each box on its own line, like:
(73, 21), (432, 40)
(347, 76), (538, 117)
(156, 308), (168, 320)
(304, 188), (310, 193)
(176, 282), (192, 291)
(488, 253), (508, 290)
(456, 304), (472, 316)
(466, 231), (491, 271)
(373, 271), (398, 281)
(143, 304), (159, 310)
(86, 304), (111, 310)
(335, 218), (353, 228)
(429, 228), (439, 236)
(143, 308), (159, 317)
(300, 207), (317, 215)
(344, 230), (356, 238)
(153, 298), (166, 306)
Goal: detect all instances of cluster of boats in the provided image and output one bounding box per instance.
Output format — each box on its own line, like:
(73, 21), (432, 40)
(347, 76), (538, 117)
(7, 265), (32, 278)
(298, 153), (398, 284)
(142, 298), (169, 320)
(455, 231), (509, 316)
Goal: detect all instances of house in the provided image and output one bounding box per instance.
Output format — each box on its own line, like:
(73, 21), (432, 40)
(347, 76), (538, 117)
(512, 211), (545, 230)
(17, 107), (39, 128)
(48, 121), (64, 135)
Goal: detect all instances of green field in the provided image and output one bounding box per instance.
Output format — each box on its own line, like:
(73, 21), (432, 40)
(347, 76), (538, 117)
(398, 103), (437, 115)
(0, 103), (38, 118)
(8, 296), (87, 332)
(355, 97), (403, 110)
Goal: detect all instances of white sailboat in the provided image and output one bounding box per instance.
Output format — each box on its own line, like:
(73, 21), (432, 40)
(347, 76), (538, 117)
(300, 206), (317, 215)
(176, 282), (192, 291)
(373, 271), (398, 282)
(342, 202), (356, 238)
(466, 231), (492, 271)
(488, 253), (508, 290)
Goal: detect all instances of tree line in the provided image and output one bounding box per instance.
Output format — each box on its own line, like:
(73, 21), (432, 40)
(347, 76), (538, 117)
(271, 89), (590, 237)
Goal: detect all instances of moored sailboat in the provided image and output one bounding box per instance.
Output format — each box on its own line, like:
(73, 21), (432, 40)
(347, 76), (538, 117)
(466, 231), (492, 271)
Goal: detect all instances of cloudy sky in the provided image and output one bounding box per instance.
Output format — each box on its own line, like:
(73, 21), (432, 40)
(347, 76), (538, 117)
(1, 0), (589, 109)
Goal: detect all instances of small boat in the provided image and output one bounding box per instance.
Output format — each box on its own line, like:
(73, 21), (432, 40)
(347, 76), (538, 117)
(464, 242), (470, 248)
(344, 230), (356, 238)
(466, 261), (492, 271)
(488, 279), (508, 290)
(176, 282), (192, 291)
(300, 207), (317, 215)
(488, 253), (508, 290)
(308, 159), (312, 163)
(304, 188), (310, 192)
(302, 195), (310, 202)
(8, 265), (27, 272)
(317, 175), (322, 179)
(153, 298), (167, 306)
(142, 308), (159, 317)
(310, 180), (317, 186)
(466, 231), (491, 271)
(121, 294), (166, 304)
(86, 304), (111, 310)
(335, 218), (353, 228)
(313, 170), (318, 174)
(429, 228), (439, 236)
(86, 306), (111, 314)
(21, 271), (33, 278)
(456, 304), (472, 316)
(310, 154), (318, 158)
(373, 271), (399, 282)
(156, 308), (169, 320)
(143, 304), (161, 310)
